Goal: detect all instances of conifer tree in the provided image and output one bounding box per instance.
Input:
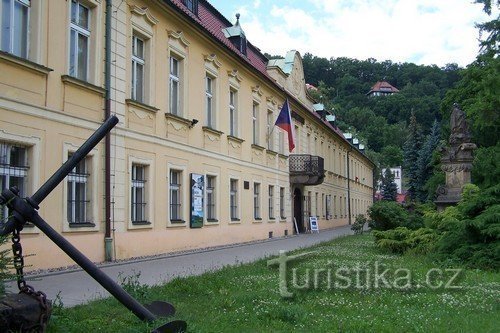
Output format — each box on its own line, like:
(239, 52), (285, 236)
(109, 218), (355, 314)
(417, 120), (441, 201)
(382, 168), (398, 201)
(403, 112), (424, 200)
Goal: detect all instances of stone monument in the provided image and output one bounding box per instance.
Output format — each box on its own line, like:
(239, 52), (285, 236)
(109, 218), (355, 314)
(435, 103), (477, 210)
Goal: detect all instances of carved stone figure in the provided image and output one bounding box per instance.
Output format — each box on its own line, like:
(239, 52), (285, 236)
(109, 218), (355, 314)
(435, 103), (476, 211)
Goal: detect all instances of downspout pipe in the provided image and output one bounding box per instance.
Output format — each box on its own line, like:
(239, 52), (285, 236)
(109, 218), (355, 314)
(347, 147), (352, 225)
(104, 0), (113, 261)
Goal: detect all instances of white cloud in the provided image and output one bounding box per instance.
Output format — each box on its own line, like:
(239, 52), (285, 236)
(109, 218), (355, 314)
(230, 0), (492, 66)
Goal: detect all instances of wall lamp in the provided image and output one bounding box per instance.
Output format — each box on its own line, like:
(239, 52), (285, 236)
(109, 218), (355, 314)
(190, 118), (199, 128)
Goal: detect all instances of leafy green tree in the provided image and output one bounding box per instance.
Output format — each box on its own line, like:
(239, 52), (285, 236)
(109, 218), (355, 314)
(380, 145), (403, 167)
(403, 113), (424, 200)
(416, 120), (441, 201)
(472, 143), (500, 189)
(382, 168), (398, 201)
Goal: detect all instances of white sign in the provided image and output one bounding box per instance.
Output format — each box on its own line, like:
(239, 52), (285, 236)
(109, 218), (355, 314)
(309, 216), (319, 233)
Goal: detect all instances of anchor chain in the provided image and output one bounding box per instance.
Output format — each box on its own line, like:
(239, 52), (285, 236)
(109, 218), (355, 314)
(11, 225), (51, 332)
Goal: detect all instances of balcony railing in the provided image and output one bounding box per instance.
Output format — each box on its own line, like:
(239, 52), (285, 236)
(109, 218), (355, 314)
(289, 154), (325, 186)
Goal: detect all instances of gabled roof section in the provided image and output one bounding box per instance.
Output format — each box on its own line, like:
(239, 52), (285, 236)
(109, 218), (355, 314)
(366, 81), (400, 95)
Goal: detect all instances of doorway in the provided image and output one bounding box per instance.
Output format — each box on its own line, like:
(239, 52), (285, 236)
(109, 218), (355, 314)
(293, 188), (304, 233)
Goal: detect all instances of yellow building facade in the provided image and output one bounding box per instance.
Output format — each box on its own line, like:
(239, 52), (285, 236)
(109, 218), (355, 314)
(0, 0), (374, 270)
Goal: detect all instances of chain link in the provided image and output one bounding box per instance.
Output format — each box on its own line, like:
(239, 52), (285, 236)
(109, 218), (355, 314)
(11, 225), (51, 332)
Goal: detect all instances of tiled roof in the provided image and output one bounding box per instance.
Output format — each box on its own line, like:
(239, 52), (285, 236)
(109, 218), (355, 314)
(367, 81), (400, 95)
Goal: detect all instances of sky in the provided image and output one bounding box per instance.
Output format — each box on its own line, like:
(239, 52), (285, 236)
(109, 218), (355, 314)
(208, 0), (495, 67)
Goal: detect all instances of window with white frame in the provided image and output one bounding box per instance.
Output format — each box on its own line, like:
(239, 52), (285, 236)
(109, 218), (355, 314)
(206, 175), (216, 221)
(230, 178), (238, 220)
(131, 34), (145, 102)
(0, 142), (28, 222)
(268, 185), (274, 219)
(69, 0), (91, 81)
(252, 102), (259, 145)
(315, 192), (319, 217)
(229, 89), (237, 136)
(205, 75), (214, 127)
(169, 55), (180, 115)
(278, 131), (284, 154)
(267, 110), (274, 150)
(169, 169), (182, 221)
(182, 0), (198, 15)
(1, 0), (29, 58)
(279, 187), (285, 218)
(326, 194), (331, 219)
(254, 182), (261, 219)
(67, 154), (91, 224)
(131, 164), (147, 223)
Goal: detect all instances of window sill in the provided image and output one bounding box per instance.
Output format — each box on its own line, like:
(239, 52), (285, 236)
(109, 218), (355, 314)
(251, 144), (266, 151)
(280, 217), (287, 222)
(132, 221), (151, 226)
(68, 222), (96, 228)
(206, 218), (219, 223)
(227, 135), (244, 144)
(266, 149), (278, 156)
(61, 75), (106, 95)
(0, 51), (53, 75)
(126, 99), (159, 113)
(165, 113), (192, 126)
(202, 126), (223, 136)
(278, 153), (289, 159)
(170, 219), (186, 224)
(230, 218), (241, 224)
(254, 217), (262, 222)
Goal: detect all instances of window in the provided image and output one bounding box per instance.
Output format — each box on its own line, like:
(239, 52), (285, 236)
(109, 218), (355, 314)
(279, 187), (285, 218)
(278, 131), (284, 154)
(326, 195), (331, 219)
(205, 75), (214, 127)
(254, 183), (261, 219)
(322, 193), (325, 217)
(229, 89), (237, 136)
(267, 110), (274, 150)
(67, 155), (91, 224)
(0, 142), (28, 222)
(169, 55), (180, 115)
(131, 164), (147, 223)
(182, 0), (198, 15)
(131, 35), (145, 102)
(268, 185), (274, 219)
(169, 169), (182, 221)
(315, 192), (319, 217)
(1, 0), (29, 58)
(69, 0), (90, 80)
(206, 175), (216, 221)
(230, 179), (238, 220)
(252, 102), (259, 145)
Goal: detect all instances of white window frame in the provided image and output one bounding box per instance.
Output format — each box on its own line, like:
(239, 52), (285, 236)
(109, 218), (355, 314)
(131, 164), (147, 223)
(229, 178), (239, 221)
(229, 89), (238, 136)
(0, 142), (28, 222)
(279, 187), (286, 219)
(69, 0), (91, 81)
(169, 55), (180, 115)
(267, 110), (274, 150)
(131, 34), (145, 102)
(254, 182), (261, 220)
(268, 185), (274, 220)
(205, 174), (217, 222)
(205, 75), (214, 127)
(252, 102), (259, 145)
(66, 155), (90, 225)
(169, 169), (182, 222)
(1, 0), (30, 58)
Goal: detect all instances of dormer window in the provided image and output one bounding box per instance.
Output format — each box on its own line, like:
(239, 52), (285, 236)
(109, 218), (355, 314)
(222, 13), (248, 56)
(182, 0), (198, 15)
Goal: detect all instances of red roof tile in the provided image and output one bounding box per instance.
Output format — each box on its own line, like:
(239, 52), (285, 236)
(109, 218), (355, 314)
(367, 81), (400, 95)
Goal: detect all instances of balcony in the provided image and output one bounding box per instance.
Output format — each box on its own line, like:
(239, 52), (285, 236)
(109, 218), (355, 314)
(289, 154), (325, 186)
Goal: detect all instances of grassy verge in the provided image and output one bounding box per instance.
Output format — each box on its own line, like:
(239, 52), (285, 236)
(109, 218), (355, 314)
(47, 234), (499, 332)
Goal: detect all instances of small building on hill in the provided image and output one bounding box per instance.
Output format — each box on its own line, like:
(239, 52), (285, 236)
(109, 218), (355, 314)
(367, 81), (399, 97)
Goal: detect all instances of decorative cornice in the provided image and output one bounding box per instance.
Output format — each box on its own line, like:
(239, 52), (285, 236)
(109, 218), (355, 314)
(266, 96), (278, 107)
(129, 5), (159, 25)
(168, 30), (190, 47)
(203, 54), (222, 69)
(227, 69), (242, 83)
(252, 85), (263, 97)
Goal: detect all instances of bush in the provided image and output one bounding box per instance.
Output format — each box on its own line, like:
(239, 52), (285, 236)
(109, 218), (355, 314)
(351, 214), (367, 235)
(373, 227), (438, 254)
(368, 201), (409, 231)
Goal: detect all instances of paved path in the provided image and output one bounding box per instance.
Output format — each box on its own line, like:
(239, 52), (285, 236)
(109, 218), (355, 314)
(6, 225), (353, 307)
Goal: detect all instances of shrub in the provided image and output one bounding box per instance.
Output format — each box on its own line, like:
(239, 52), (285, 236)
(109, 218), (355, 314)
(368, 201), (409, 231)
(351, 214), (367, 235)
(373, 227), (438, 254)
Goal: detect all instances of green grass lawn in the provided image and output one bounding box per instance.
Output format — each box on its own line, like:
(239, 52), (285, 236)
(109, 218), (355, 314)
(47, 234), (499, 332)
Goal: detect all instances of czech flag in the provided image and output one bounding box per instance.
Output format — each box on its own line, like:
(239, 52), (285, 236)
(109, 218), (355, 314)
(275, 99), (296, 152)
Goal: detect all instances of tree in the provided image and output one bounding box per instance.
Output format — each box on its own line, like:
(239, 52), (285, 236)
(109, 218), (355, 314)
(382, 168), (398, 201)
(416, 120), (441, 201)
(403, 113), (424, 200)
(380, 145), (404, 167)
